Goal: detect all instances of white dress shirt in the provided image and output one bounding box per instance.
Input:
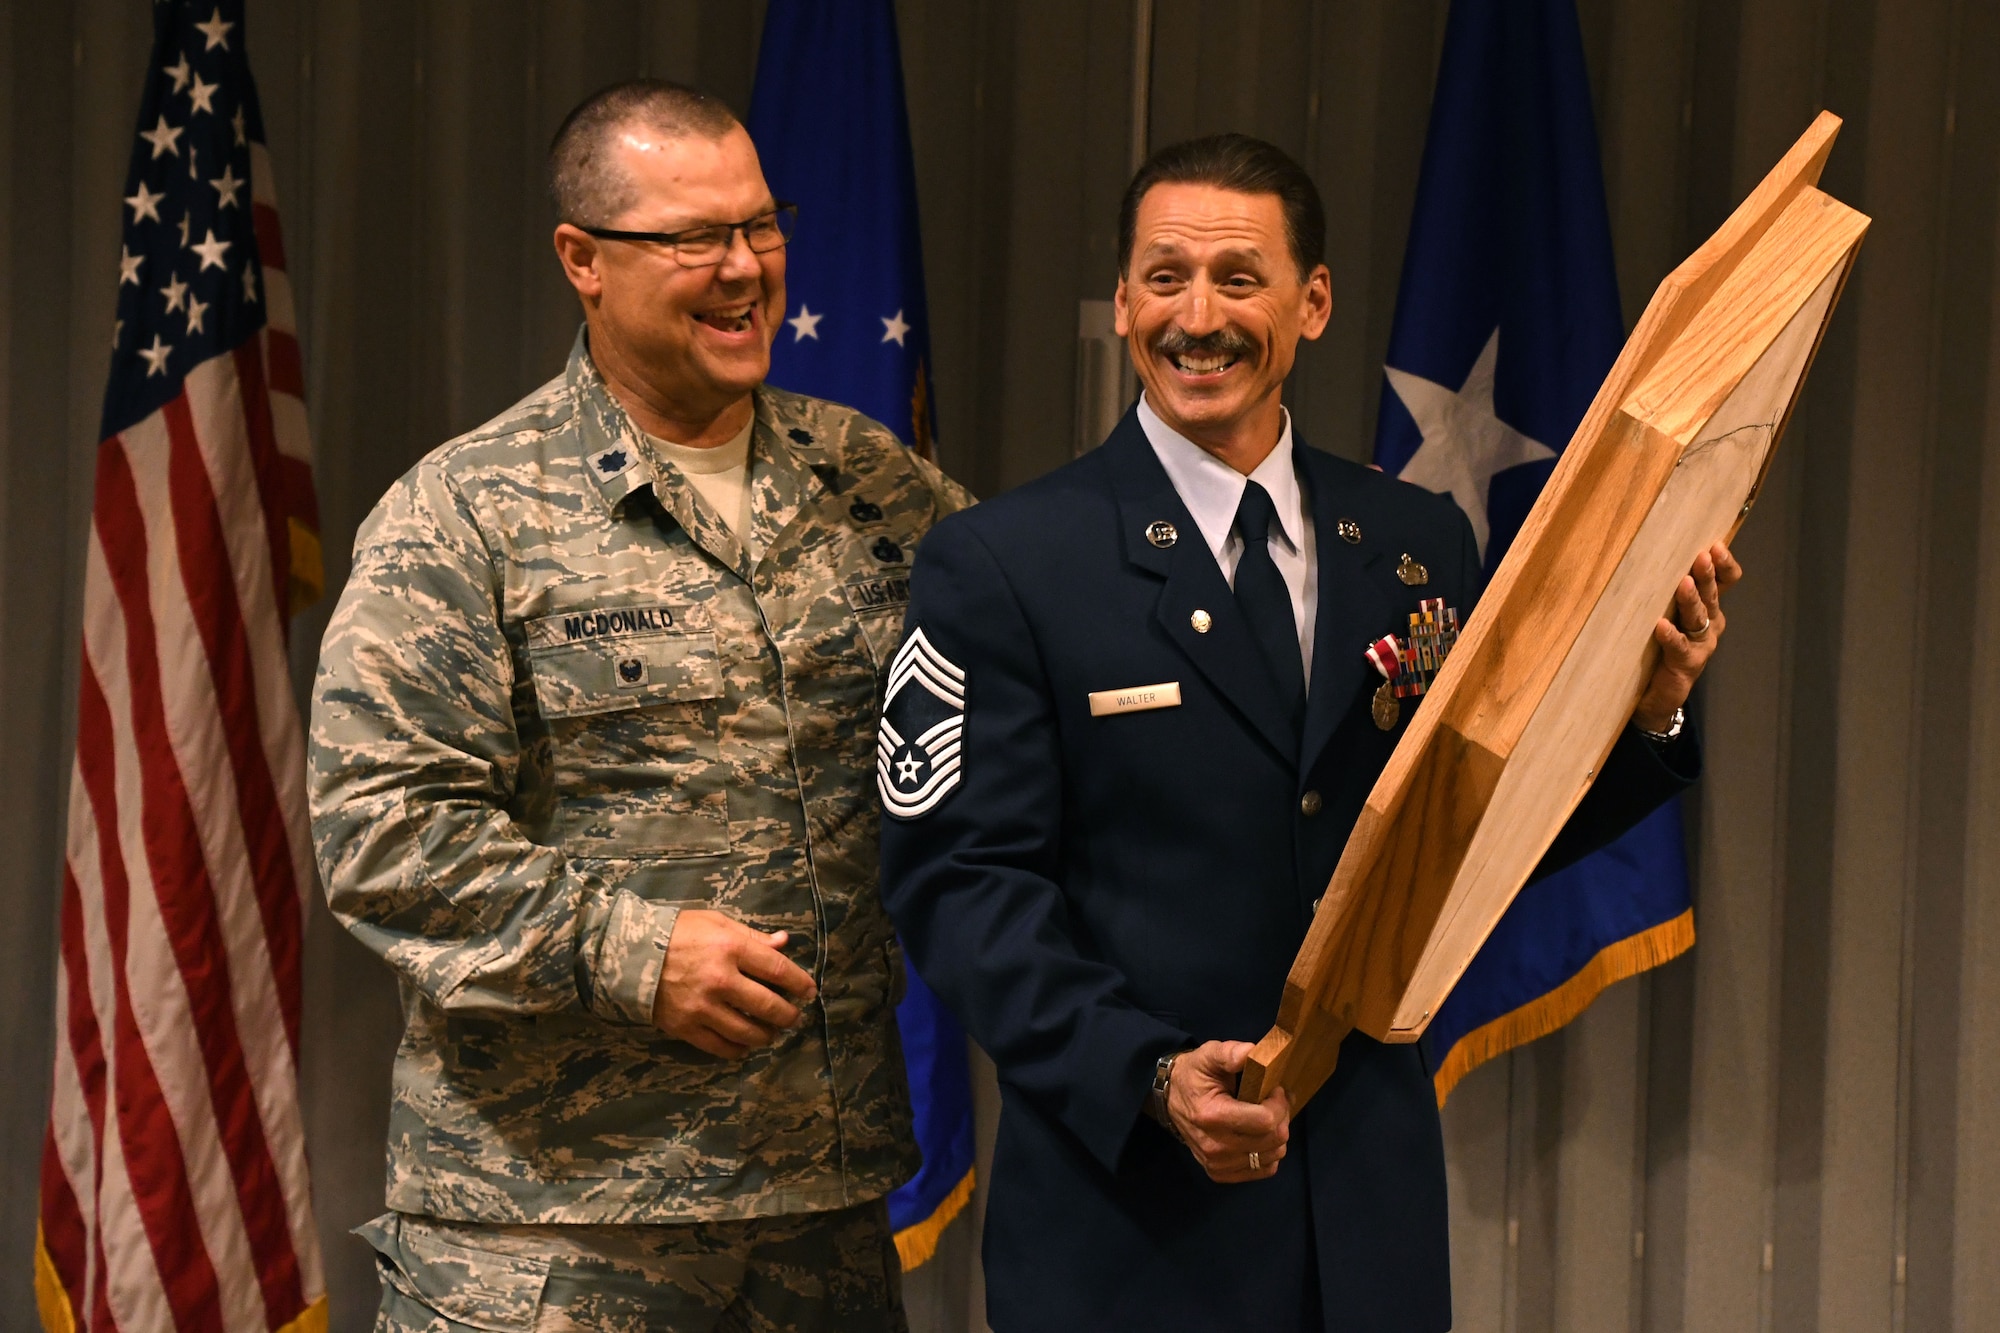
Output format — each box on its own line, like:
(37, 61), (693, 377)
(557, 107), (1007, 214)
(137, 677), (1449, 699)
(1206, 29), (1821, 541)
(1137, 394), (1318, 688)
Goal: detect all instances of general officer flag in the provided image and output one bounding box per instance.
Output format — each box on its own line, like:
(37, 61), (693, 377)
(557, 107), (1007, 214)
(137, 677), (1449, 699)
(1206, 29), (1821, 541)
(37, 2), (327, 1330)
(747, 0), (976, 1269)
(1373, 0), (1694, 1102)
(749, 0), (938, 459)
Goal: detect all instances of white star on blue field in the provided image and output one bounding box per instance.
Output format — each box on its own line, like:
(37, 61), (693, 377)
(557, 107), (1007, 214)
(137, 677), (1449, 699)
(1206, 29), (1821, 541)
(1386, 328), (1556, 560)
(783, 304), (918, 346)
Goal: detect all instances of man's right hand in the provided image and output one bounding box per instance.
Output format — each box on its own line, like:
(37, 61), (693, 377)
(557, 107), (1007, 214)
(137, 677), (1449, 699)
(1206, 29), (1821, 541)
(650, 910), (818, 1060)
(1165, 1040), (1290, 1183)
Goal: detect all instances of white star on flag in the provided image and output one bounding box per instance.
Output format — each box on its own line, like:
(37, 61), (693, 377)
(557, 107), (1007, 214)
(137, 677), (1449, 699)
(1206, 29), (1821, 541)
(195, 8), (235, 50)
(138, 334), (173, 377)
(1384, 328), (1557, 558)
(211, 163), (245, 210)
(163, 54), (192, 93)
(881, 310), (910, 345)
(188, 73), (220, 115)
(192, 228), (231, 272)
(141, 115), (184, 159)
(118, 247), (145, 286)
(162, 274), (189, 313)
(125, 180), (165, 223)
(185, 295), (209, 334)
(787, 305), (823, 341)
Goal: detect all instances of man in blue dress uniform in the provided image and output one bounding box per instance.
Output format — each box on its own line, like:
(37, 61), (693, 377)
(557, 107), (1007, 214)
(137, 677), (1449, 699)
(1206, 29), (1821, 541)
(877, 134), (1740, 1331)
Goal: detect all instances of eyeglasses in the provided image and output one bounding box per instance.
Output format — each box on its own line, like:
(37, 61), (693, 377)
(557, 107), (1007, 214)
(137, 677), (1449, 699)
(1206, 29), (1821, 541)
(580, 204), (798, 268)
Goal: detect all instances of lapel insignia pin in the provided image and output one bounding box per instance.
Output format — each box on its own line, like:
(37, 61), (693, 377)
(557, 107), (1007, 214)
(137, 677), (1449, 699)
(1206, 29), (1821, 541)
(1337, 518), (1362, 545)
(1396, 553), (1429, 586)
(1146, 520), (1178, 548)
(1190, 609), (1212, 634)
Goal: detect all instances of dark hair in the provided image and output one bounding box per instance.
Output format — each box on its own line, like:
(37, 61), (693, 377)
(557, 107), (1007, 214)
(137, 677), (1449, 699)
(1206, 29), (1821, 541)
(1116, 133), (1326, 278)
(548, 79), (741, 227)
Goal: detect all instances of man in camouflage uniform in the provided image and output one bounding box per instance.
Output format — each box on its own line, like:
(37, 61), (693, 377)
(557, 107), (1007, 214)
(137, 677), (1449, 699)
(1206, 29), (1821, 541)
(309, 79), (968, 1331)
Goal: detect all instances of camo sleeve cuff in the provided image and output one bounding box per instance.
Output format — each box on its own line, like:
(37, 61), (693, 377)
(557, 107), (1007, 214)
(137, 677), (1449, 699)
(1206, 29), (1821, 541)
(588, 891), (680, 1025)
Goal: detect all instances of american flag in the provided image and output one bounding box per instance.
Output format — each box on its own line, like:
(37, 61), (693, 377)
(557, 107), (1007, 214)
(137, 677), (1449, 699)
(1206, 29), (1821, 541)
(36, 3), (326, 1331)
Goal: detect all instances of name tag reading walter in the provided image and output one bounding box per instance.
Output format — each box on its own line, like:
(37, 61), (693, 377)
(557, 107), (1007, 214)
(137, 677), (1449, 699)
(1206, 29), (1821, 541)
(1087, 682), (1182, 717)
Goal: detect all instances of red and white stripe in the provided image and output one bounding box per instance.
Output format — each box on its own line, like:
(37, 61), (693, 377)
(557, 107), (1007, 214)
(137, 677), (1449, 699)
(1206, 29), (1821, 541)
(39, 150), (325, 1333)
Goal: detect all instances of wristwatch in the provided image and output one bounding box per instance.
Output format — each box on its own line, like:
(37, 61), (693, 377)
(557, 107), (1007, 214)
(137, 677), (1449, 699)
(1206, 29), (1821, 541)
(1149, 1050), (1186, 1142)
(1637, 706), (1685, 744)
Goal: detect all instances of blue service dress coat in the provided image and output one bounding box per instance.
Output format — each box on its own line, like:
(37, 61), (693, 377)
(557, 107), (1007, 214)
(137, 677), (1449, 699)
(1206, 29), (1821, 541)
(877, 410), (1698, 1332)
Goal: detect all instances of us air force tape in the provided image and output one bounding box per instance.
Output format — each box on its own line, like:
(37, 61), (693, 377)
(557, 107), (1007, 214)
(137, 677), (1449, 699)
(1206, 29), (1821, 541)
(879, 628), (967, 818)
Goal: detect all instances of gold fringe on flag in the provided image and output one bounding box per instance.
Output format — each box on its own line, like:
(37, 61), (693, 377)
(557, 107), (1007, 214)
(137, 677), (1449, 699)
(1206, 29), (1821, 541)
(34, 1225), (74, 1333)
(37, 1223), (330, 1333)
(892, 1166), (976, 1271)
(278, 1295), (329, 1333)
(1431, 908), (1695, 1107)
(288, 515), (324, 617)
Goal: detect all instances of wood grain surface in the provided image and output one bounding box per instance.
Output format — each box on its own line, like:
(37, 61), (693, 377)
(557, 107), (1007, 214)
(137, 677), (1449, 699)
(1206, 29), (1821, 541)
(1241, 114), (1870, 1111)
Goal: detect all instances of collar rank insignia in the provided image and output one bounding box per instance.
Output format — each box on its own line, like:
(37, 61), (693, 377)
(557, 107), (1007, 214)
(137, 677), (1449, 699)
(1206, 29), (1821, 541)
(879, 628), (967, 819)
(1363, 598), (1462, 730)
(594, 446), (636, 478)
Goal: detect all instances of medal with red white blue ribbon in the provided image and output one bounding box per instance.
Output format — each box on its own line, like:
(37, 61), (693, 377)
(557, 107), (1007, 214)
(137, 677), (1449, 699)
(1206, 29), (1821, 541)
(1363, 598), (1462, 731)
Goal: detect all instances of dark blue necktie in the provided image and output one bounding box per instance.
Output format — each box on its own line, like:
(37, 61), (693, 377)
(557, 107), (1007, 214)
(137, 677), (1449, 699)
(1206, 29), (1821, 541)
(1233, 480), (1305, 731)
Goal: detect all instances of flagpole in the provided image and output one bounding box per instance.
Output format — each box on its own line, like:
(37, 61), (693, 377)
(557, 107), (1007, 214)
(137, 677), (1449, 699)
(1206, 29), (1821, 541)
(1128, 0), (1153, 173)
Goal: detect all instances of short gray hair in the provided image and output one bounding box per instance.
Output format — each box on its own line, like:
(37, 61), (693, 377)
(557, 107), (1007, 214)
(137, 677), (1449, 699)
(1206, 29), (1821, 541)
(547, 79), (741, 227)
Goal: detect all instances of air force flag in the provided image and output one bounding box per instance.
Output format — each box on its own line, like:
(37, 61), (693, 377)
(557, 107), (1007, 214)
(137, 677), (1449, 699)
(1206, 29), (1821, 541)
(1375, 0), (1696, 1101)
(748, 0), (977, 1270)
(748, 0), (937, 457)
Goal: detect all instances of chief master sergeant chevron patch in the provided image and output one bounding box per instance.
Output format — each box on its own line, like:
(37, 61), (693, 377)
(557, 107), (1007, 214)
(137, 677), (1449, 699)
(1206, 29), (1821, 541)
(879, 628), (966, 818)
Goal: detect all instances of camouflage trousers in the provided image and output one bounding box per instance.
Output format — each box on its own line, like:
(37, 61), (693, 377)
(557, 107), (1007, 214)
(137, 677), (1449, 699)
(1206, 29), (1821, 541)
(359, 1201), (907, 1332)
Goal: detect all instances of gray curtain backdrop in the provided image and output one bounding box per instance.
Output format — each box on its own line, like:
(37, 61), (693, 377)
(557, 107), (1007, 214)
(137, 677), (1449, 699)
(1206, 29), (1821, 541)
(4, 2), (1998, 1331)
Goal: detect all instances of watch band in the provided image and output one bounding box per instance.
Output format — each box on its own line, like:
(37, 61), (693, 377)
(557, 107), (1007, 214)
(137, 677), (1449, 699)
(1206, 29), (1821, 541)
(1637, 705), (1685, 744)
(1150, 1050), (1186, 1142)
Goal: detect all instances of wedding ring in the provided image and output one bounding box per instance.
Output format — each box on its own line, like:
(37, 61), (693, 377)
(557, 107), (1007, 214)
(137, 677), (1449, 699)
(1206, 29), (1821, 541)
(1248, 1151), (1262, 1171)
(1686, 616), (1710, 639)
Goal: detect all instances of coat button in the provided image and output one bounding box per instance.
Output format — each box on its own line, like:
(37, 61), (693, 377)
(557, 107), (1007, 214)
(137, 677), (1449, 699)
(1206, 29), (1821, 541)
(1312, 896), (1322, 915)
(1299, 790), (1323, 817)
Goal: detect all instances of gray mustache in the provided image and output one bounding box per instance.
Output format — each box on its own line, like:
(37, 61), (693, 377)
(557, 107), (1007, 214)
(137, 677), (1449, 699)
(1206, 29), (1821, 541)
(1154, 327), (1255, 359)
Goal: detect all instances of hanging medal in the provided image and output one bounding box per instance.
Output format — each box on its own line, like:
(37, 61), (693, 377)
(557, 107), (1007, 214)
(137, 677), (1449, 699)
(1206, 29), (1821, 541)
(1365, 634), (1402, 731)
(1363, 602), (1465, 732)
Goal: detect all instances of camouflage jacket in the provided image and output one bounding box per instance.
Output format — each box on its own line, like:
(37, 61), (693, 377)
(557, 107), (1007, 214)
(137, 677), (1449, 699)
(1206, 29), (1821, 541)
(309, 331), (970, 1224)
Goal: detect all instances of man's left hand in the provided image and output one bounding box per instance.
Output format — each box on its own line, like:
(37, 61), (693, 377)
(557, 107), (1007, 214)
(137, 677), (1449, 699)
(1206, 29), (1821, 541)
(1633, 541), (1743, 733)
(1165, 1041), (1289, 1184)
